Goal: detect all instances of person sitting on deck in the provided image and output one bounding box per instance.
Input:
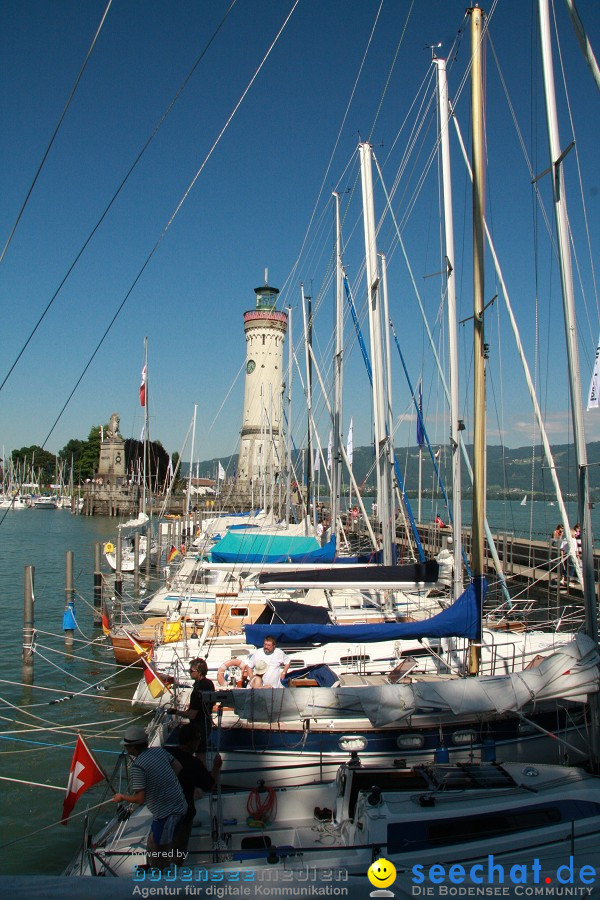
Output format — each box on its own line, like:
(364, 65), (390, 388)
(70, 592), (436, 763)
(246, 658), (267, 688)
(219, 636), (290, 689)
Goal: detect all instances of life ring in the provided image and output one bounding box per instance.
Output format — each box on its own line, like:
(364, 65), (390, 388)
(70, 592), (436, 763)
(105, 542), (115, 554)
(217, 663), (243, 687)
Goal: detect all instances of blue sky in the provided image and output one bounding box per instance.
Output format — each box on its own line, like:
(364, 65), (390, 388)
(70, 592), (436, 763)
(1, 0), (599, 468)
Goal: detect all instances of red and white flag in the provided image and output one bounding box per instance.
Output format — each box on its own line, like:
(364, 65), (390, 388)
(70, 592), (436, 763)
(139, 364), (147, 407)
(61, 735), (105, 824)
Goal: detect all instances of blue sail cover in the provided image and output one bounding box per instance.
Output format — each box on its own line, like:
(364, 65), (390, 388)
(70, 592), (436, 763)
(244, 577), (487, 645)
(210, 531), (336, 564)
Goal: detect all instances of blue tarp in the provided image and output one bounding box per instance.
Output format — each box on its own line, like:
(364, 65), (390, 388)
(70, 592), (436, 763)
(244, 577), (487, 645)
(210, 531), (336, 564)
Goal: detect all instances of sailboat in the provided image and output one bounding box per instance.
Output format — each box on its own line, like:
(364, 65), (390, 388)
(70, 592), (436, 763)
(521, 494), (527, 506)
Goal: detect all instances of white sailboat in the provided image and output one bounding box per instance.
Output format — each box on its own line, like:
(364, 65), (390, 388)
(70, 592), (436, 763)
(521, 494), (527, 506)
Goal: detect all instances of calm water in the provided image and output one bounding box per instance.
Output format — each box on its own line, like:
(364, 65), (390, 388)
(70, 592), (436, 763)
(0, 509), (156, 876)
(0, 500), (596, 876)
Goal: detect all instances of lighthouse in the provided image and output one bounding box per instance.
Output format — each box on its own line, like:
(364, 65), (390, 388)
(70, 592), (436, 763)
(236, 272), (288, 503)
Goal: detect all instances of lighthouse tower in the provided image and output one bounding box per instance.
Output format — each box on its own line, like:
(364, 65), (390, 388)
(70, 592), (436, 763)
(236, 273), (287, 499)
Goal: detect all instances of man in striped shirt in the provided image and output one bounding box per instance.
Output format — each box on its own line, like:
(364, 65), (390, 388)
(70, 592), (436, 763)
(112, 725), (187, 870)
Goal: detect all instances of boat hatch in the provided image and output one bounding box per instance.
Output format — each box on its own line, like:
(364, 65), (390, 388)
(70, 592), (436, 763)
(387, 801), (600, 854)
(347, 768), (430, 819)
(426, 763), (517, 790)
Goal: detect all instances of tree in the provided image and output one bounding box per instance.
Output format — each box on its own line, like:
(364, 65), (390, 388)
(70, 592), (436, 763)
(12, 446), (57, 486)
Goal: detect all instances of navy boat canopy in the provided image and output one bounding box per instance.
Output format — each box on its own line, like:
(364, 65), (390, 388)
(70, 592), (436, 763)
(244, 577), (486, 645)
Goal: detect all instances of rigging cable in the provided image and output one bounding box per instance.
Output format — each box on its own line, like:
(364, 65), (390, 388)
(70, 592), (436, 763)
(0, 0), (114, 268)
(37, 0), (299, 453)
(0, 0), (241, 398)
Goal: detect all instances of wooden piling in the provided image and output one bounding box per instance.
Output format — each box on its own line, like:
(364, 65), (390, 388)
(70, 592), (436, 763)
(64, 550), (75, 649)
(22, 565), (35, 680)
(133, 531), (140, 594)
(93, 542), (102, 627)
(114, 531), (123, 608)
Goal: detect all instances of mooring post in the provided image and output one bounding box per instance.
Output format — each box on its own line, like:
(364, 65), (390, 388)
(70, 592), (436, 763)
(22, 565), (35, 682)
(63, 550), (75, 648)
(114, 531), (123, 619)
(133, 531), (140, 594)
(93, 542), (102, 627)
(156, 521), (163, 570)
(145, 525), (151, 580)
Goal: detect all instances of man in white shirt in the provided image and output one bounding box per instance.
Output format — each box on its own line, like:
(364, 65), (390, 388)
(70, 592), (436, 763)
(247, 636), (290, 689)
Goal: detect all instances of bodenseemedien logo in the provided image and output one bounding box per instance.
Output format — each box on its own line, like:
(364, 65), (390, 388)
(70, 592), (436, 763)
(368, 858), (397, 897)
(411, 855), (596, 894)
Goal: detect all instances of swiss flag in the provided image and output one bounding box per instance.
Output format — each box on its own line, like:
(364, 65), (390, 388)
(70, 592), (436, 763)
(139, 364), (147, 407)
(61, 735), (106, 824)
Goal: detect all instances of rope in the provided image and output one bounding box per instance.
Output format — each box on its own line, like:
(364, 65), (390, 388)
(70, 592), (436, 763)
(246, 784), (277, 826)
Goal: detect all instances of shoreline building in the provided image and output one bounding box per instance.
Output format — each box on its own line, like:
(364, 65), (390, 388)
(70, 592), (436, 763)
(222, 274), (288, 512)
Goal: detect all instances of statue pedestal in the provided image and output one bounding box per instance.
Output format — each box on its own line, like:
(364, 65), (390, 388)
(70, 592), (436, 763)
(98, 439), (126, 483)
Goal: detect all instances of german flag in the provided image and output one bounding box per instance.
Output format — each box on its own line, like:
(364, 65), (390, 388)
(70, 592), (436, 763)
(142, 657), (171, 699)
(125, 630), (149, 659)
(101, 600), (111, 636)
(167, 545), (180, 564)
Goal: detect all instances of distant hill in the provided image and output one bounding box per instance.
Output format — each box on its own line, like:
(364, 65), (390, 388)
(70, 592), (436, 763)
(186, 442), (600, 501)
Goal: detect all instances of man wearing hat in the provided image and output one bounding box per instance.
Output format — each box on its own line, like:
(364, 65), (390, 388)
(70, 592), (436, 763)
(112, 725), (187, 869)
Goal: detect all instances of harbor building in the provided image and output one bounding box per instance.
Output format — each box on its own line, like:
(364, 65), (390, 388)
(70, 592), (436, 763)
(222, 274), (288, 512)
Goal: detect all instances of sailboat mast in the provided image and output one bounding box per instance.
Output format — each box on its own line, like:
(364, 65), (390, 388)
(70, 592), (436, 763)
(185, 404), (197, 524)
(302, 284), (314, 531)
(538, 0), (599, 760)
(141, 336), (149, 516)
(469, 5), (486, 675)
(435, 54), (463, 602)
(331, 192), (344, 542)
(359, 142), (393, 565)
(285, 306), (293, 525)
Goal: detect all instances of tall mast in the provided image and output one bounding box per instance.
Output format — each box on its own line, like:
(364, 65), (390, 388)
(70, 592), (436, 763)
(285, 306), (293, 525)
(359, 142), (393, 565)
(538, 0), (599, 761)
(331, 192), (344, 542)
(185, 404), (197, 524)
(469, 6), (486, 675)
(301, 284), (314, 531)
(435, 54), (463, 601)
(141, 336), (149, 517)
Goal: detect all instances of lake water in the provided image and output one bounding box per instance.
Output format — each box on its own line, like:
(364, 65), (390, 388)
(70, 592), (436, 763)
(0, 499), (596, 876)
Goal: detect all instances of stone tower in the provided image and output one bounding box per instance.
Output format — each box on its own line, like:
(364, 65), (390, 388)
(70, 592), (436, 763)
(236, 275), (288, 497)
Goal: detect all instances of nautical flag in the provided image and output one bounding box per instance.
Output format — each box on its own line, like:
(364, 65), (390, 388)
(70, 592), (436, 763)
(101, 600), (111, 636)
(217, 461), (226, 481)
(587, 337), (600, 410)
(346, 418), (354, 465)
(416, 382), (425, 448)
(313, 448), (320, 472)
(61, 735), (105, 824)
(327, 430), (332, 470)
(139, 365), (147, 407)
(125, 630), (149, 659)
(142, 657), (171, 699)
(167, 545), (180, 564)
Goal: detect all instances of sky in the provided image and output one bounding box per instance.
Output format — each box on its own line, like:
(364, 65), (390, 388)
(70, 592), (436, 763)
(1, 0), (600, 470)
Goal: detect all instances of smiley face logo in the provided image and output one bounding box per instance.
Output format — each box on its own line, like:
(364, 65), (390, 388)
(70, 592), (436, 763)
(367, 858), (397, 889)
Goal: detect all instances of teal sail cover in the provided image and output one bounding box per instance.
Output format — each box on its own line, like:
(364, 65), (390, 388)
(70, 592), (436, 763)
(244, 577), (486, 645)
(210, 531), (336, 564)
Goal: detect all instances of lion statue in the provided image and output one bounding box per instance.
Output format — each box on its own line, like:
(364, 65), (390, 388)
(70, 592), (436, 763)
(106, 412), (121, 440)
